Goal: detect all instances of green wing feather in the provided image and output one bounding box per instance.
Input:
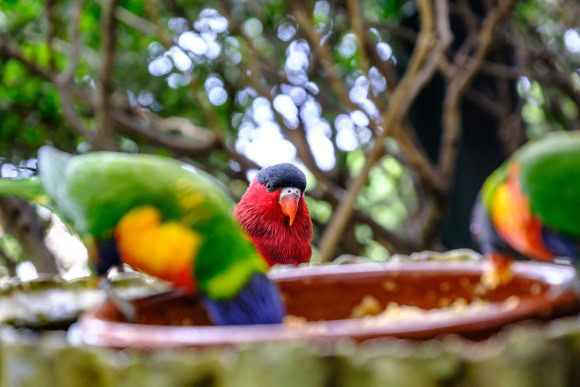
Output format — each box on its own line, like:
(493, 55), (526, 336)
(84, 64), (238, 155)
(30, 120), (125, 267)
(516, 132), (580, 236)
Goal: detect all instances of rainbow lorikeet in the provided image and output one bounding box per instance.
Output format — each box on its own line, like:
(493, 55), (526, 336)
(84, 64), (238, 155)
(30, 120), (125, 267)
(0, 146), (284, 325)
(235, 163), (313, 266)
(471, 132), (580, 287)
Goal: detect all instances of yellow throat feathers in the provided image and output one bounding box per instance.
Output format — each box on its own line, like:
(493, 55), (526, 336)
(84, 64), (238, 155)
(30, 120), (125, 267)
(115, 206), (200, 291)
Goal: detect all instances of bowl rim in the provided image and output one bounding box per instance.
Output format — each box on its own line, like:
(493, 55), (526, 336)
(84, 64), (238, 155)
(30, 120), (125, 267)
(79, 261), (580, 348)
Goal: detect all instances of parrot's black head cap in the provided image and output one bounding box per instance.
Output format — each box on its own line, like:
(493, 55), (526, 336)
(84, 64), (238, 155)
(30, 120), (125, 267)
(257, 163), (306, 192)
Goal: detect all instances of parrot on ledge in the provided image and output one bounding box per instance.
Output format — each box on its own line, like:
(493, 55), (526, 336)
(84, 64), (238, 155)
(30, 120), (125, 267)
(0, 146), (284, 325)
(471, 131), (580, 288)
(235, 163), (313, 266)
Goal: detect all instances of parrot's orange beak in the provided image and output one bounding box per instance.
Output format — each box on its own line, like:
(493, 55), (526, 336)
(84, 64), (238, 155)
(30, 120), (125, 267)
(279, 188), (301, 226)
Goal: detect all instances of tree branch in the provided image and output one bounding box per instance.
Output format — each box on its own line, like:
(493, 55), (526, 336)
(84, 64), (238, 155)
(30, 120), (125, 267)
(0, 197), (58, 274)
(96, 0), (121, 151)
(419, 0), (516, 247)
(58, 0), (84, 85)
(45, 0), (58, 72)
(439, 0), (515, 182)
(368, 23), (418, 43)
(0, 248), (17, 277)
(294, 7), (358, 114)
(347, 0), (370, 73)
(57, 84), (98, 142)
(0, 29), (228, 164)
(111, 111), (216, 152)
(0, 33), (56, 81)
(317, 0), (450, 262)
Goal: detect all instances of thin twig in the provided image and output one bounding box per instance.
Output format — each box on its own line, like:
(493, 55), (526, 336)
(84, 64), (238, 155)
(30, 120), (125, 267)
(45, 0), (58, 72)
(59, 0), (84, 84)
(453, 0), (479, 32)
(57, 84), (98, 142)
(465, 87), (504, 117)
(294, 8), (355, 113)
(111, 111), (216, 152)
(368, 22), (418, 43)
(347, 0), (370, 72)
(94, 0), (170, 47)
(0, 33), (56, 81)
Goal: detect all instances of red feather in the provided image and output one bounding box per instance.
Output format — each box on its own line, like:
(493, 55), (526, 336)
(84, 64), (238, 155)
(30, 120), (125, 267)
(234, 179), (312, 266)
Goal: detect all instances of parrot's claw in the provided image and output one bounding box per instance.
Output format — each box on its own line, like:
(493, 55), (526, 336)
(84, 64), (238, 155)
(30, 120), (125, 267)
(98, 278), (137, 323)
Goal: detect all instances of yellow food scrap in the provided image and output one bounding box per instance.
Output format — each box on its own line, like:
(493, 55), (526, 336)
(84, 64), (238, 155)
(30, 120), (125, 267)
(284, 315), (307, 327)
(353, 297), (497, 326)
(350, 295), (382, 318)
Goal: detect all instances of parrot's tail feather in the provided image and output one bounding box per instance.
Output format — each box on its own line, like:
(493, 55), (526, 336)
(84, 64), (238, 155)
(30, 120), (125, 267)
(0, 177), (46, 202)
(202, 273), (285, 325)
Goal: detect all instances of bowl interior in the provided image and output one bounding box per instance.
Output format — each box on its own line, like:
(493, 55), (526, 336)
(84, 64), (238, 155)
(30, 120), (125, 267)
(119, 262), (567, 327)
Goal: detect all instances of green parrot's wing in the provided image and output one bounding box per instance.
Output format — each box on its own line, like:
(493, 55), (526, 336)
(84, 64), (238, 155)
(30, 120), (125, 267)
(39, 148), (264, 299)
(517, 132), (580, 236)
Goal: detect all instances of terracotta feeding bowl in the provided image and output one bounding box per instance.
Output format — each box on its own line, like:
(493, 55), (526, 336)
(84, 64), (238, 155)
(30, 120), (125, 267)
(79, 262), (580, 349)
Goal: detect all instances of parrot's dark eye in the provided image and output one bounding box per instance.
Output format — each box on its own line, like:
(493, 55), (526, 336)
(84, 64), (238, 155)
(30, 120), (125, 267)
(266, 183), (273, 191)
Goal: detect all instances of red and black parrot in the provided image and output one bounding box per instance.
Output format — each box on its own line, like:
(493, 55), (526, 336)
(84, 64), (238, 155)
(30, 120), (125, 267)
(471, 132), (580, 287)
(235, 163), (313, 266)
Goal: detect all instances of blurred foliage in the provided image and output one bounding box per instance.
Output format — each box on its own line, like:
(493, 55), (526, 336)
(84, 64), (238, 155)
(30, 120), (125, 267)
(0, 0), (578, 264)
(512, 0), (580, 138)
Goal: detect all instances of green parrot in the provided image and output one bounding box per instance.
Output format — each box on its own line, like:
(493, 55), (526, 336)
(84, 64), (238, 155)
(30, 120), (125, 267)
(471, 131), (580, 286)
(0, 146), (284, 325)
